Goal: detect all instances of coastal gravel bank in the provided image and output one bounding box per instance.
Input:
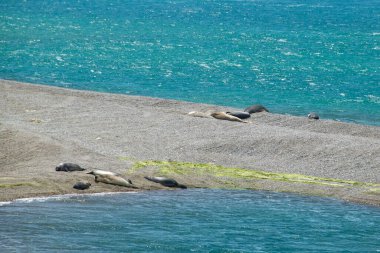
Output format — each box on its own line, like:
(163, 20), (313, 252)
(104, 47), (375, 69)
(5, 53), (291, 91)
(1, 80), (379, 205)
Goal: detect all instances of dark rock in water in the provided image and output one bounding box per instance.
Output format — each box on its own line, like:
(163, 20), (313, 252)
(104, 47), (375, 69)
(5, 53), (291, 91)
(144, 176), (187, 189)
(308, 112), (320, 120)
(244, 104), (269, 114)
(226, 111), (251, 119)
(73, 181), (91, 190)
(55, 163), (85, 172)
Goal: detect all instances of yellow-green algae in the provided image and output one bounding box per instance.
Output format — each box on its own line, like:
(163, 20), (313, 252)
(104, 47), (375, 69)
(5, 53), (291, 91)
(367, 188), (380, 195)
(0, 182), (39, 188)
(128, 159), (380, 189)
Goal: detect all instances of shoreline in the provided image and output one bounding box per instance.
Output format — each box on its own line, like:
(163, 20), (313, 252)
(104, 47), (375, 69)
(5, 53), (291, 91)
(1, 79), (379, 206)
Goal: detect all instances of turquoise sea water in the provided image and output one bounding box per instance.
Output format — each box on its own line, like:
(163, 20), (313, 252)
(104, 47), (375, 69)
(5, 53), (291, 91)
(1, 2), (380, 251)
(1, 189), (380, 252)
(1, 0), (379, 125)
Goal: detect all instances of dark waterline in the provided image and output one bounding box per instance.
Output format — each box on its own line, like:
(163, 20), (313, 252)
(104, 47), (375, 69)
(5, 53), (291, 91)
(1, 189), (380, 252)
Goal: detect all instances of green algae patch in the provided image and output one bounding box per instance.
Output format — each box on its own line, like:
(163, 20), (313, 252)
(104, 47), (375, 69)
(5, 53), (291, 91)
(0, 182), (40, 188)
(128, 159), (380, 189)
(367, 188), (380, 195)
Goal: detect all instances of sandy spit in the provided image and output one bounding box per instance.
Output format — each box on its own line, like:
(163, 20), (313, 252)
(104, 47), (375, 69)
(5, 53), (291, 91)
(1, 80), (379, 206)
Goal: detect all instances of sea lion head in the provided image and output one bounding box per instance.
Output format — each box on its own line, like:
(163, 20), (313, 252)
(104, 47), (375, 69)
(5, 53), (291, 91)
(55, 162), (64, 171)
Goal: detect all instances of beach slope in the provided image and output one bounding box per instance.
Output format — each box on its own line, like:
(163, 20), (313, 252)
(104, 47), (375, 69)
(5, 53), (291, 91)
(1, 80), (379, 205)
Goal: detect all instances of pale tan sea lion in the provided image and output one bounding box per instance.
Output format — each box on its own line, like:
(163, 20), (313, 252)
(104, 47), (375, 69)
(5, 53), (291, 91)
(211, 112), (249, 123)
(188, 111), (212, 118)
(87, 171), (137, 188)
(94, 174), (137, 188)
(87, 169), (120, 176)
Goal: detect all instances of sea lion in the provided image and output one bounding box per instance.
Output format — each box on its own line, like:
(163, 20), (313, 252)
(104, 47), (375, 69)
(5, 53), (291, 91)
(308, 112), (320, 120)
(55, 163), (85, 172)
(144, 176), (187, 189)
(93, 174), (137, 188)
(87, 170), (136, 188)
(211, 112), (249, 123)
(226, 111), (251, 119)
(188, 111), (212, 118)
(244, 104), (269, 114)
(73, 181), (91, 190)
(87, 170), (120, 176)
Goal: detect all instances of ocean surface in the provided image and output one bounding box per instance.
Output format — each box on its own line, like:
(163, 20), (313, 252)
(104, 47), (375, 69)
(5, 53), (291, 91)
(1, 1), (380, 251)
(1, 189), (380, 252)
(0, 0), (379, 125)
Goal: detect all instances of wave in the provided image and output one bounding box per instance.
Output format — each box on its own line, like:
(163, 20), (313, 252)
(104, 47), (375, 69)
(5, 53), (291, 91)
(365, 95), (380, 104)
(0, 192), (138, 206)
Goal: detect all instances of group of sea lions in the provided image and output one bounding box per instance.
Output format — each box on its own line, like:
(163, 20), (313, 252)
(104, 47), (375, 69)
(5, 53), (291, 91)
(188, 103), (269, 123)
(54, 104), (319, 192)
(189, 103), (320, 122)
(55, 162), (187, 191)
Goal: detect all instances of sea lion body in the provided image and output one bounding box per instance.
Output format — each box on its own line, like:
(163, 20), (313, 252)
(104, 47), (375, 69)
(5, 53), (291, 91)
(73, 181), (91, 190)
(55, 163), (85, 172)
(94, 174), (137, 188)
(226, 111), (251, 119)
(144, 176), (187, 189)
(308, 112), (320, 120)
(87, 170), (136, 188)
(244, 104), (269, 114)
(188, 111), (212, 118)
(87, 169), (120, 176)
(211, 112), (248, 123)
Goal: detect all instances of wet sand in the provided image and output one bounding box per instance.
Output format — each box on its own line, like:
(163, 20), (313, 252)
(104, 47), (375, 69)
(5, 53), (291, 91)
(1, 79), (379, 205)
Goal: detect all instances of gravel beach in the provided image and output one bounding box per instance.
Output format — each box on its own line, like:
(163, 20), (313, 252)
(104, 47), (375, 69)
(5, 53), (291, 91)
(1, 79), (379, 205)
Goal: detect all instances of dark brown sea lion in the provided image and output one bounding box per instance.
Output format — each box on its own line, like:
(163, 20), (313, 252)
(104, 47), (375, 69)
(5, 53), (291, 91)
(73, 181), (91, 190)
(244, 104), (269, 114)
(55, 163), (85, 172)
(226, 111), (251, 119)
(308, 112), (320, 120)
(144, 176), (187, 189)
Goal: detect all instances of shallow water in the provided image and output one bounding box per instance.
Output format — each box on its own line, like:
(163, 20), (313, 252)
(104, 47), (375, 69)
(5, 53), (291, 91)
(1, 0), (379, 125)
(1, 189), (379, 252)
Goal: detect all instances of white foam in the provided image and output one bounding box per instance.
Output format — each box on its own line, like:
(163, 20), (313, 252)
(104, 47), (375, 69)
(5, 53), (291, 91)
(3, 192), (138, 205)
(55, 56), (64, 62)
(282, 51), (302, 57)
(365, 95), (380, 104)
